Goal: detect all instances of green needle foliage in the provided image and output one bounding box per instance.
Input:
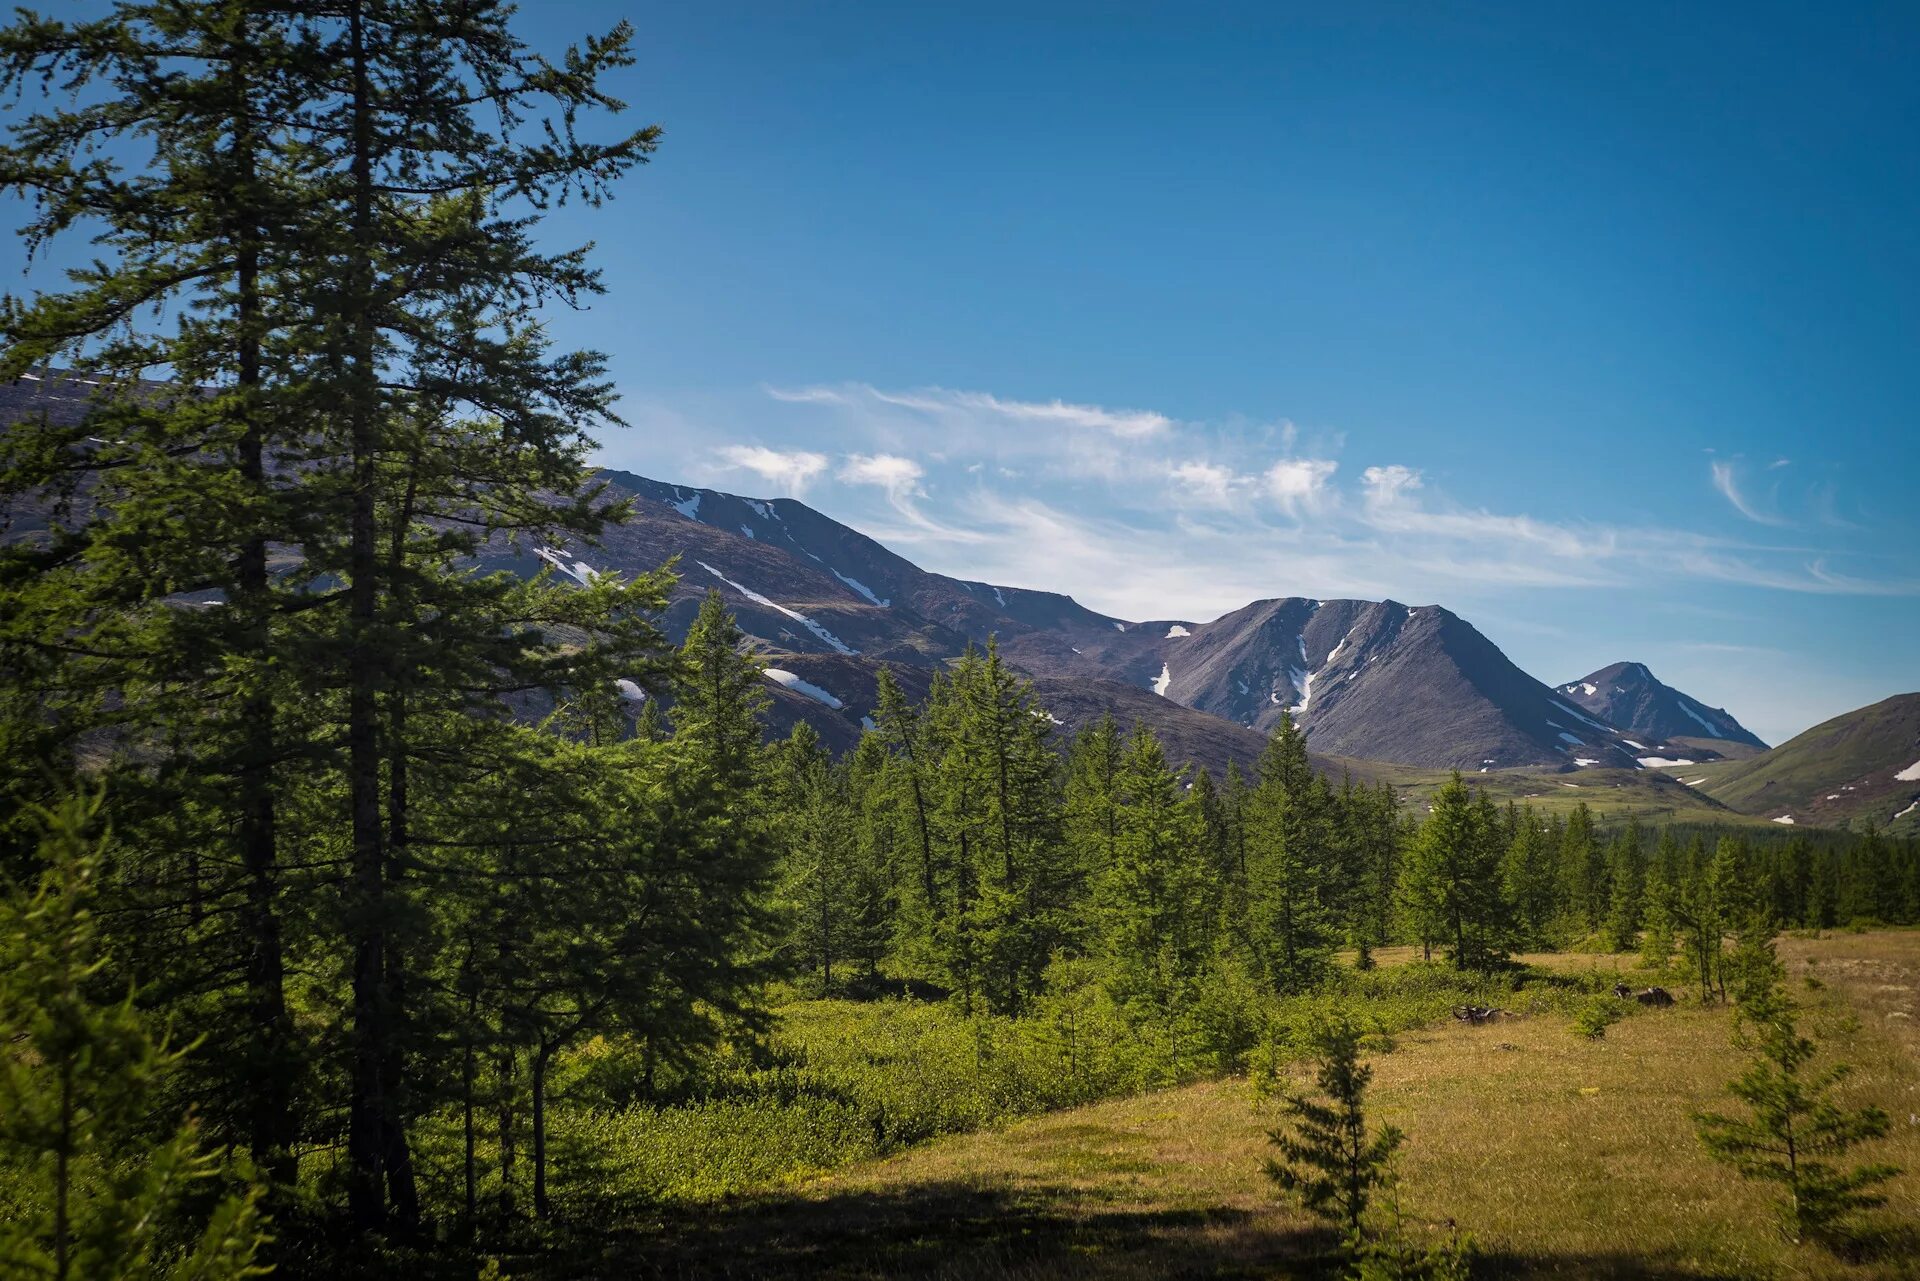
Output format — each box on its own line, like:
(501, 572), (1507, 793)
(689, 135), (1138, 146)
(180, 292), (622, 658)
(1266, 1012), (1404, 1245)
(0, 795), (270, 1281)
(1694, 975), (1901, 1243)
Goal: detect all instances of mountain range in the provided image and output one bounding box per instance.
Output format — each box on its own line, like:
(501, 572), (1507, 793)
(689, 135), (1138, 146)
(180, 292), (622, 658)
(4, 371), (1912, 833)
(511, 470), (1746, 778)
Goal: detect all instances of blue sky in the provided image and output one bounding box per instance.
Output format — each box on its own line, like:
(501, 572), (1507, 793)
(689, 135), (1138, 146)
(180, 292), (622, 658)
(9, 3), (1919, 743)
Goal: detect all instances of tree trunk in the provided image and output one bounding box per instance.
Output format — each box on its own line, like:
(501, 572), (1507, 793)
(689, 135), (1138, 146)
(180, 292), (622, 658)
(496, 1047), (517, 1220)
(229, 22), (297, 1187)
(462, 1033), (476, 1231)
(381, 467), (424, 1228)
(532, 1043), (554, 1219)
(344, 0), (390, 1229)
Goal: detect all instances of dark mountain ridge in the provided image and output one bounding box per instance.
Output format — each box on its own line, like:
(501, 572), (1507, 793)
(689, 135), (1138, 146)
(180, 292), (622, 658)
(1557, 661), (1768, 752)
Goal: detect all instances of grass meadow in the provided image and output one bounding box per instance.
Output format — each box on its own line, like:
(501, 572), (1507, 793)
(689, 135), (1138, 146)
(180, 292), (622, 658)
(448, 932), (1920, 1279)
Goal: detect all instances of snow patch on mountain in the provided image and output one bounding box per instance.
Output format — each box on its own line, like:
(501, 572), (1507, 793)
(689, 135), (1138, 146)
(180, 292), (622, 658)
(614, 678), (646, 706)
(763, 668), (843, 709)
(669, 492), (700, 520)
(1637, 756), (1695, 768)
(1152, 664), (1172, 697)
(1552, 700), (1612, 733)
(1678, 700), (1725, 737)
(1166, 624), (1191, 637)
(535, 546), (599, 588)
(1896, 759), (1920, 782)
(696, 561), (857, 655)
(1772, 814), (1796, 825)
(1288, 666), (1313, 715)
(832, 569), (889, 607)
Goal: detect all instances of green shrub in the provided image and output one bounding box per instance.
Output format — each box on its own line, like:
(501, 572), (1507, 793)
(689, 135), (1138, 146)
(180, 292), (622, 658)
(1572, 994), (1623, 1039)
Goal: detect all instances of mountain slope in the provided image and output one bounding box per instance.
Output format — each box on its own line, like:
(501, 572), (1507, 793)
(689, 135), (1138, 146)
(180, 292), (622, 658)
(1694, 693), (1920, 832)
(1557, 662), (1768, 752)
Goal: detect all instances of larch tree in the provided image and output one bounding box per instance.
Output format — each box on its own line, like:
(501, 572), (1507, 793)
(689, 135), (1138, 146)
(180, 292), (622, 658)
(1095, 724), (1218, 1065)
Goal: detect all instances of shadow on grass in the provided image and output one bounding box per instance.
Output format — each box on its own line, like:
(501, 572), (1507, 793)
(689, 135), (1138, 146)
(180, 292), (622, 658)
(528, 1180), (1326, 1280)
(284, 1181), (1780, 1281)
(1820, 1217), (1920, 1269)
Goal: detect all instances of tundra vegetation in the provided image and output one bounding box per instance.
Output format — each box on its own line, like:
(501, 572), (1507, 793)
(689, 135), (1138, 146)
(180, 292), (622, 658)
(1, 5), (1916, 1279)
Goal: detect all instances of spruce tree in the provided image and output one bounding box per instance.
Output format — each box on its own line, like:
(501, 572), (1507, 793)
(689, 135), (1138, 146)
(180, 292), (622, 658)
(1639, 862), (1677, 972)
(1095, 724), (1217, 1065)
(1064, 712), (1125, 898)
(1603, 821), (1646, 952)
(1557, 803), (1603, 933)
(1695, 977), (1900, 1243)
(1266, 1012), (1404, 1246)
(1242, 713), (1337, 990)
(869, 666), (942, 966)
(1400, 774), (1507, 970)
(1502, 807), (1557, 947)
(932, 642), (1063, 1012)
(774, 721), (863, 991)
(1, 0), (669, 1230)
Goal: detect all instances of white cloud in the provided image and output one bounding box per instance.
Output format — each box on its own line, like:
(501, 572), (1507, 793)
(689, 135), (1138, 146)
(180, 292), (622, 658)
(1265, 458), (1338, 511)
(1361, 464), (1424, 505)
(1169, 460), (1240, 506)
(1710, 460), (1785, 526)
(715, 444), (829, 495)
(839, 452), (924, 495)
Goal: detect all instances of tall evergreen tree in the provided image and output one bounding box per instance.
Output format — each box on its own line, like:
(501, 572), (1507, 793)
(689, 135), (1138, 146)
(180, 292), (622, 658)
(0, 0), (667, 1230)
(1502, 806), (1557, 947)
(1095, 725), (1218, 1064)
(1400, 774), (1508, 970)
(1602, 821), (1646, 952)
(1241, 713), (1337, 990)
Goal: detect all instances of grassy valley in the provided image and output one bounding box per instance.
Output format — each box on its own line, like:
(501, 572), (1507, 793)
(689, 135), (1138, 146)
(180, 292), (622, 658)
(477, 934), (1920, 1280)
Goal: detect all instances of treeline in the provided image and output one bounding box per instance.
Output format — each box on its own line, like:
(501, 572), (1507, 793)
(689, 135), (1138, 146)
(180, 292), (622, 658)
(765, 653), (1920, 1027)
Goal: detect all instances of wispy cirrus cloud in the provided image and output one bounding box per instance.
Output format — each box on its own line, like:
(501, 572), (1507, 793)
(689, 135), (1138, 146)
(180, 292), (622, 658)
(652, 381), (1910, 607)
(770, 381), (1173, 438)
(1710, 459), (1786, 526)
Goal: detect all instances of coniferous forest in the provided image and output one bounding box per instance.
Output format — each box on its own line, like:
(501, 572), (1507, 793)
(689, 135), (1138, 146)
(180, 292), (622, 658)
(2, 6), (1918, 1280)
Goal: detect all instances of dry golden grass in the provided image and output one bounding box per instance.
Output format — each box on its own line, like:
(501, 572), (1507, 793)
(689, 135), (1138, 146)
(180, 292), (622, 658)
(561, 933), (1920, 1279)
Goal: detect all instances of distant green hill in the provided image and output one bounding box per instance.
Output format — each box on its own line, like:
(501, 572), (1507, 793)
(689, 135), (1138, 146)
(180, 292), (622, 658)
(1695, 693), (1920, 832)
